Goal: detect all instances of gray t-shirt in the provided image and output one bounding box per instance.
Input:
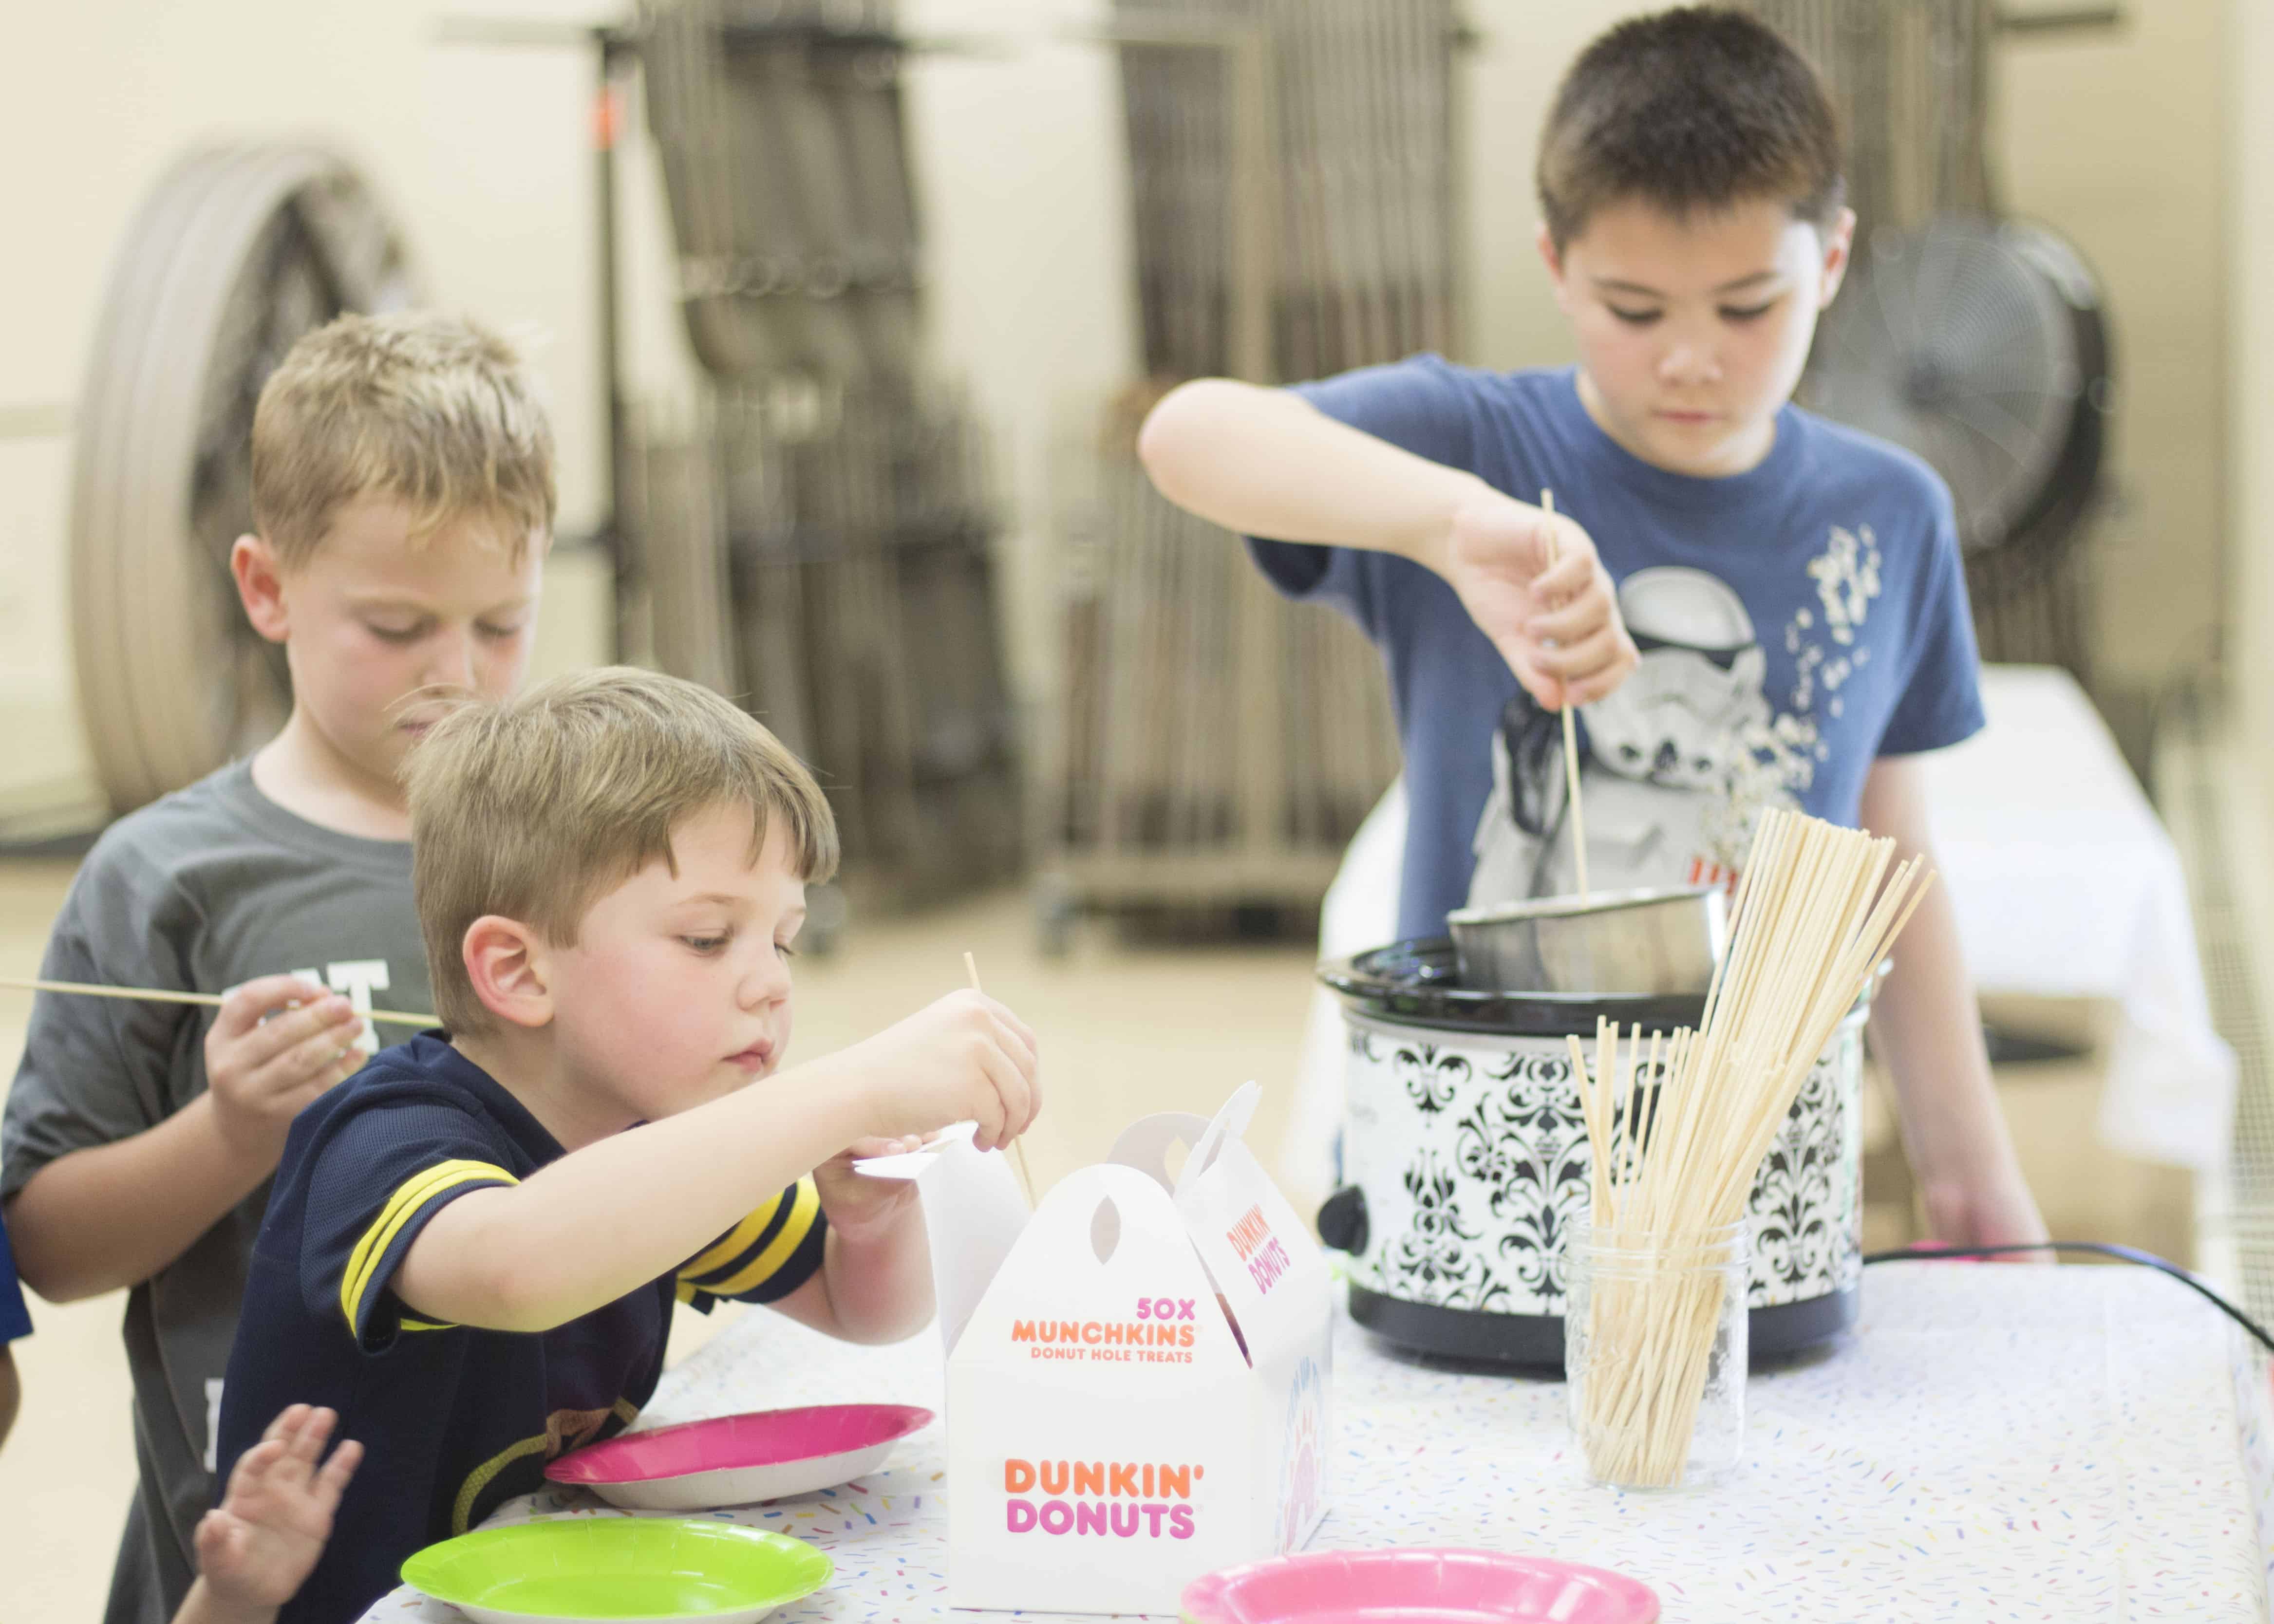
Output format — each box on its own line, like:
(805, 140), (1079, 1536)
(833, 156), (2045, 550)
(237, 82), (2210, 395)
(1, 760), (431, 1624)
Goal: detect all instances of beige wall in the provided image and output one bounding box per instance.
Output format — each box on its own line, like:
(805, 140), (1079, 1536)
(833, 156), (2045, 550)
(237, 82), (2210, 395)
(0, 0), (2236, 823)
(2232, 0), (2274, 764)
(1995, 0), (2227, 697)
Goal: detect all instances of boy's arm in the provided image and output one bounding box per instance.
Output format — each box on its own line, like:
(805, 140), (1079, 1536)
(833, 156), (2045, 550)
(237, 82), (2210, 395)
(1138, 379), (1635, 707)
(765, 1138), (933, 1345)
(1139, 378), (1496, 566)
(1858, 756), (2048, 1250)
(393, 992), (1034, 1334)
(6, 976), (365, 1302)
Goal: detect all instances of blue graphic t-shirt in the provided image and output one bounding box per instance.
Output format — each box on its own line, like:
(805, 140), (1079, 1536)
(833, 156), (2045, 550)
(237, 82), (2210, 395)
(1248, 358), (1985, 940)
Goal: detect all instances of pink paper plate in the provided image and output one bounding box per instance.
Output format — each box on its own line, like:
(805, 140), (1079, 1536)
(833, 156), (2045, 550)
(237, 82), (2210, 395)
(1180, 1549), (1659, 1624)
(545, 1403), (934, 1512)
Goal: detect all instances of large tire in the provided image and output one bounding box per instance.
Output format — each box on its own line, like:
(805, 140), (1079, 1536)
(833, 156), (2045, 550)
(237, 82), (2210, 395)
(70, 143), (416, 814)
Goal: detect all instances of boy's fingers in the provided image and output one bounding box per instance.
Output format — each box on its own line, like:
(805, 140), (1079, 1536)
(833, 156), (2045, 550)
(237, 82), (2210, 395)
(999, 1046), (1041, 1137)
(261, 1403), (309, 1447)
(229, 1438), (287, 1502)
(1500, 641), (1565, 711)
(290, 1406), (338, 1463)
(314, 1437), (364, 1509)
(196, 1511), (246, 1568)
(983, 1009), (1037, 1080)
(1532, 622), (1625, 679)
(1526, 592), (1612, 646)
(228, 997), (358, 1075)
(969, 1090), (1007, 1155)
(1563, 640), (1640, 706)
(253, 1023), (364, 1100)
(217, 976), (335, 1036)
(1530, 549), (1595, 603)
(979, 1044), (1035, 1141)
(986, 998), (1039, 1057)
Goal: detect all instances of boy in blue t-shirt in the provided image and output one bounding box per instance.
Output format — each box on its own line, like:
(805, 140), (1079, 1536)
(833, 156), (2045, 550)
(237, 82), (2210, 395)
(216, 667), (1039, 1623)
(1139, 6), (2044, 1249)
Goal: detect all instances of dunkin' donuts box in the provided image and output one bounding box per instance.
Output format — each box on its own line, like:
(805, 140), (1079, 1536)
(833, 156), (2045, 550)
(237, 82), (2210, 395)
(862, 1084), (1332, 1615)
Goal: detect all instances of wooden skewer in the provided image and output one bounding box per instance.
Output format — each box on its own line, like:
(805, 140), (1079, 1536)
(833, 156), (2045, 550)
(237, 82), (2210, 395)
(962, 951), (1037, 1209)
(1569, 809), (1937, 1486)
(1541, 488), (1590, 898)
(0, 975), (433, 1028)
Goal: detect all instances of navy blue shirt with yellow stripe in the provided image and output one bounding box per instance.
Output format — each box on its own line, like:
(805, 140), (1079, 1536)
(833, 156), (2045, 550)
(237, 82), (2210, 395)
(215, 1034), (826, 1624)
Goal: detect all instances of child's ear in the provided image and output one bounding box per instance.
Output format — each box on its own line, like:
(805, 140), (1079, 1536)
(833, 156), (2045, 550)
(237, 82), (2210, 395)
(462, 916), (553, 1029)
(230, 535), (291, 644)
(1817, 207), (1858, 308)
(1536, 222), (1572, 309)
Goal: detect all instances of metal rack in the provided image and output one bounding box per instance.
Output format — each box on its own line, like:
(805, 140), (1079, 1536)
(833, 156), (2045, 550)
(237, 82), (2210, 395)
(629, 379), (1021, 911)
(448, 3), (1021, 918)
(1037, 0), (1458, 947)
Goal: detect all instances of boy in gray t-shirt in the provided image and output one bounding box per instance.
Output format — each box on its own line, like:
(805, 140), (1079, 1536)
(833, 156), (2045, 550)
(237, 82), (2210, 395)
(1, 311), (556, 1624)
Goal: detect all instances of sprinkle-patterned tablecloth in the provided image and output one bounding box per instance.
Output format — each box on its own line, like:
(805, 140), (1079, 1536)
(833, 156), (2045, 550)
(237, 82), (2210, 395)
(360, 1263), (2274, 1622)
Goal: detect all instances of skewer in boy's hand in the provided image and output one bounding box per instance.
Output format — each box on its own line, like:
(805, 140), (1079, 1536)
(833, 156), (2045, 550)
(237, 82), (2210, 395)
(843, 989), (1040, 1155)
(204, 975), (369, 1161)
(179, 1404), (361, 1624)
(1444, 493), (1637, 710)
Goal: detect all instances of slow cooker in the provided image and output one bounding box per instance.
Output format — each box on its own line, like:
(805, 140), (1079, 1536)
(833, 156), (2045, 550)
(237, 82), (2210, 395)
(1315, 938), (1864, 1365)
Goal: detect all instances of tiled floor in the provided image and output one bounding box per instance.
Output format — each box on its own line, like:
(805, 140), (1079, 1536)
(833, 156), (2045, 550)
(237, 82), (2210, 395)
(0, 860), (1319, 1619)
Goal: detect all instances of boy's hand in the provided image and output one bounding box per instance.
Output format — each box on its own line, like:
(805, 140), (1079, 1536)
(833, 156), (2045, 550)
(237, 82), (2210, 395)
(1922, 1165), (2050, 1258)
(1444, 494), (1637, 710)
(193, 1404), (362, 1614)
(205, 976), (367, 1160)
(847, 990), (1039, 1154)
(813, 1135), (927, 1239)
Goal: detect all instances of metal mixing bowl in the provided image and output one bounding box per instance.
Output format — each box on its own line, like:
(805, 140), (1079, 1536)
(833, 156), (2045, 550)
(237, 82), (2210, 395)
(1447, 884), (1726, 996)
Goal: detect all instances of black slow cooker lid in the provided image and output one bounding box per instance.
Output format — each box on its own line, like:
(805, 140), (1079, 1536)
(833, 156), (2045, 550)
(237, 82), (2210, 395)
(1318, 937), (1707, 1036)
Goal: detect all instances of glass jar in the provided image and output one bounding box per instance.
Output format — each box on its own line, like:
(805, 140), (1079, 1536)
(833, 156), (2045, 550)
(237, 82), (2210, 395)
(1564, 1217), (1749, 1490)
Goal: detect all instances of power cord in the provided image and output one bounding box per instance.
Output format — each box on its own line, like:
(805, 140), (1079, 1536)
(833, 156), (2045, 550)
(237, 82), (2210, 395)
(1862, 1241), (2274, 1356)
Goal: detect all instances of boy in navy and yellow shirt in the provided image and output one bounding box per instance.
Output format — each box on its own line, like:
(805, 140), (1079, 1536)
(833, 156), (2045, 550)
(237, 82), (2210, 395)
(218, 668), (1042, 1623)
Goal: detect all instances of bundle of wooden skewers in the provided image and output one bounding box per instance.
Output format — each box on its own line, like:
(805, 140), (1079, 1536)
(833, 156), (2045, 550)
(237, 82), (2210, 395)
(1561, 806), (1935, 1487)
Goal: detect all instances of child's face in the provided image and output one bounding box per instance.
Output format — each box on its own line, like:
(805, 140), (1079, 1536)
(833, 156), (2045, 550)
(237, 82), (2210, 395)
(1542, 195), (1854, 478)
(238, 496), (545, 794)
(544, 803), (807, 1123)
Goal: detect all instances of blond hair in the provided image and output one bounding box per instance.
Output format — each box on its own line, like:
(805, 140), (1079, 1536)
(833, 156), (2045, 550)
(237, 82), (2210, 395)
(406, 667), (839, 1035)
(250, 310), (557, 568)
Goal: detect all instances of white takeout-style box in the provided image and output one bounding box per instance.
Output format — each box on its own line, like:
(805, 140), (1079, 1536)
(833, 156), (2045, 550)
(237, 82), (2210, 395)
(859, 1083), (1333, 1616)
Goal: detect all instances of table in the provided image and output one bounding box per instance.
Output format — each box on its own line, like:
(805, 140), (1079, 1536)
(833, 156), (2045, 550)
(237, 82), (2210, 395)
(1917, 665), (2234, 1172)
(362, 1264), (2273, 1623)
(1283, 665), (2235, 1200)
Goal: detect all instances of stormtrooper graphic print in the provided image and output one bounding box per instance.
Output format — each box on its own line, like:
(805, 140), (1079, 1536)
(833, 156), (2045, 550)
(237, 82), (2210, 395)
(1472, 526), (1888, 906)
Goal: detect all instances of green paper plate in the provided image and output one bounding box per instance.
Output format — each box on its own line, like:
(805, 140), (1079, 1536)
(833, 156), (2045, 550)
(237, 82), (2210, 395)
(402, 1516), (832, 1624)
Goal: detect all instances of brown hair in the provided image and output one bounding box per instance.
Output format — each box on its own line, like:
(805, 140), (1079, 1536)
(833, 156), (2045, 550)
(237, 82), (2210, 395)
(1536, 7), (1844, 251)
(406, 667), (839, 1035)
(250, 310), (557, 567)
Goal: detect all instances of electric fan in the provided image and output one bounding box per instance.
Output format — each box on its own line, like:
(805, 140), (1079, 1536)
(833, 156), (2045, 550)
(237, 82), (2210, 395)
(1805, 216), (2111, 609)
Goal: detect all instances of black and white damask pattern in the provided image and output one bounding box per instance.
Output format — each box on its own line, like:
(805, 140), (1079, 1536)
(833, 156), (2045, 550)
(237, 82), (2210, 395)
(1345, 1015), (1860, 1314)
